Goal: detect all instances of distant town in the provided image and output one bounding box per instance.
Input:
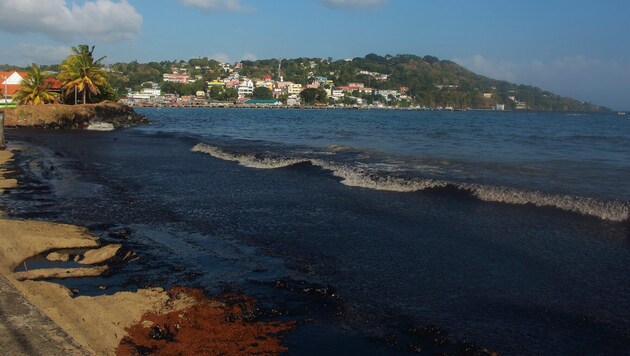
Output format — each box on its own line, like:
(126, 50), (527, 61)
(118, 60), (511, 110)
(1, 53), (607, 112)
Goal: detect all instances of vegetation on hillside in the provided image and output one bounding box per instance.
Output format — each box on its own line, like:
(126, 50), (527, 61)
(2, 53), (607, 111)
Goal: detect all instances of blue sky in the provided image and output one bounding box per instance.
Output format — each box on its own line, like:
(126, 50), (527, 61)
(1, 0), (629, 109)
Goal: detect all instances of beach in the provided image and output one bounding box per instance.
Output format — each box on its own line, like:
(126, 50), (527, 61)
(1, 108), (629, 354)
(0, 144), (294, 355)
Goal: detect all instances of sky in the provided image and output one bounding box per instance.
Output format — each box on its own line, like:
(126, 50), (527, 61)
(0, 0), (629, 110)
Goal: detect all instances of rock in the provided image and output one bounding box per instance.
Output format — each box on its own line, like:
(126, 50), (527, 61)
(46, 251), (70, 262)
(86, 122), (115, 131)
(13, 266), (109, 281)
(2, 102), (148, 129)
(108, 227), (132, 239)
(79, 244), (122, 265)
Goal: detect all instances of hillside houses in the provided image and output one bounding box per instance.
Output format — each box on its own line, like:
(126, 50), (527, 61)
(123, 57), (419, 108)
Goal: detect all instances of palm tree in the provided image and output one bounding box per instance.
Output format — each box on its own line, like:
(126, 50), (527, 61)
(12, 64), (57, 105)
(59, 45), (109, 104)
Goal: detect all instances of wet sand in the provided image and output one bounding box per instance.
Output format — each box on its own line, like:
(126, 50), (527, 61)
(0, 149), (293, 355)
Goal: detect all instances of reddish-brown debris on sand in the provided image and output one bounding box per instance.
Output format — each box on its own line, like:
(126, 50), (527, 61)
(116, 287), (295, 355)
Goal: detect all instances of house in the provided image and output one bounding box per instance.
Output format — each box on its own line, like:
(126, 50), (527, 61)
(255, 80), (274, 91)
(287, 83), (303, 95)
(207, 80), (226, 89)
(331, 89), (344, 99)
(163, 73), (189, 84)
(515, 101), (527, 110)
(1, 71), (27, 103)
(236, 80), (254, 98)
(336, 83), (371, 94)
(1, 70), (62, 104)
(373, 89), (401, 100)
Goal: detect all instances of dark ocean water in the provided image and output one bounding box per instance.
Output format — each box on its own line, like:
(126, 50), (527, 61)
(4, 108), (630, 354)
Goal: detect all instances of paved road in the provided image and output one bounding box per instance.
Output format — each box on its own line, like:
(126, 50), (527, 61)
(0, 274), (89, 355)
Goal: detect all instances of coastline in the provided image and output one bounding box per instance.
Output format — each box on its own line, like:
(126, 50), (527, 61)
(0, 146), (293, 355)
(2, 102), (148, 129)
(3, 111), (627, 354)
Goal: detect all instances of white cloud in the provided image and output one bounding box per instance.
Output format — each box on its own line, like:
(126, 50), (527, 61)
(320, 0), (387, 9)
(180, 0), (253, 12)
(17, 44), (71, 65)
(210, 52), (231, 63)
(0, 0), (142, 42)
(0, 43), (70, 66)
(553, 54), (602, 69)
(242, 53), (257, 61)
(454, 54), (518, 82)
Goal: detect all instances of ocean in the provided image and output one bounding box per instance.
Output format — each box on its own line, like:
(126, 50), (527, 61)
(4, 108), (630, 354)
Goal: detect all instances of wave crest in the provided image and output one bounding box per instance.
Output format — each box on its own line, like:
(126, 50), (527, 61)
(192, 143), (309, 169)
(192, 143), (629, 222)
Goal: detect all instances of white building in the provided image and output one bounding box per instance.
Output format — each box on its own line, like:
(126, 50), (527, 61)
(237, 79), (254, 98)
(287, 83), (303, 95)
(374, 89), (401, 100)
(129, 88), (161, 100)
(331, 89), (344, 99)
(163, 73), (189, 84)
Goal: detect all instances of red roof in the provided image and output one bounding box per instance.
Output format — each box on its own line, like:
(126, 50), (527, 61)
(1, 71), (62, 97)
(0, 71), (26, 96)
(45, 78), (63, 90)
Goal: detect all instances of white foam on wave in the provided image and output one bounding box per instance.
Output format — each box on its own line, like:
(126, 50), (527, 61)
(463, 184), (629, 222)
(192, 143), (630, 222)
(192, 143), (309, 169)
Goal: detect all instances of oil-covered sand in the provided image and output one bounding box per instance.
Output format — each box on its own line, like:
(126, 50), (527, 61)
(0, 149), (294, 355)
(4, 120), (628, 355)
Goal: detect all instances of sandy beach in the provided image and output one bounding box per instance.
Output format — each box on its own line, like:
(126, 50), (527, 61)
(0, 148), (293, 355)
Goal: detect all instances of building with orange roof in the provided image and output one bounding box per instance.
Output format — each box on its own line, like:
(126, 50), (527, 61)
(1, 71), (27, 103)
(1, 71), (63, 104)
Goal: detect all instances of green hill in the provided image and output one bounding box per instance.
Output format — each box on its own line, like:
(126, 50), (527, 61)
(4, 53), (605, 111)
(237, 53), (606, 111)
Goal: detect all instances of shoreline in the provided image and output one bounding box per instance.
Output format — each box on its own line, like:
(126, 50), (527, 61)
(2, 102), (148, 129)
(128, 103), (617, 113)
(4, 119), (625, 354)
(0, 147), (294, 355)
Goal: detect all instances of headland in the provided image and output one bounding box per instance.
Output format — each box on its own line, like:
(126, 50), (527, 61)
(2, 102), (148, 130)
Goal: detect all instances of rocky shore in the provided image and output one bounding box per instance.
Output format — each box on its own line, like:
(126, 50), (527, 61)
(0, 148), (294, 355)
(2, 102), (148, 130)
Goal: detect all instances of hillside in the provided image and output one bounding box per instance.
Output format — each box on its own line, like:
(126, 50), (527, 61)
(237, 54), (606, 111)
(3, 54), (605, 111)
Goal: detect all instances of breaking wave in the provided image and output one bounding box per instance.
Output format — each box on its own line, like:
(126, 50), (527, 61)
(192, 143), (630, 222)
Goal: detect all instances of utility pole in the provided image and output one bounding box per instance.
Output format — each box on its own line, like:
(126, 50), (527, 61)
(0, 110), (5, 150)
(1, 73), (5, 149)
(3, 75), (7, 108)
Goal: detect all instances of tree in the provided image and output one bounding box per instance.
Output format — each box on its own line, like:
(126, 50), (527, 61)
(58, 45), (110, 104)
(299, 88), (327, 105)
(252, 87), (273, 100)
(12, 63), (57, 105)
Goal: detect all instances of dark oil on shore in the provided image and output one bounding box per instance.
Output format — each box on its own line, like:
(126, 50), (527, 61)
(2, 108), (629, 354)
